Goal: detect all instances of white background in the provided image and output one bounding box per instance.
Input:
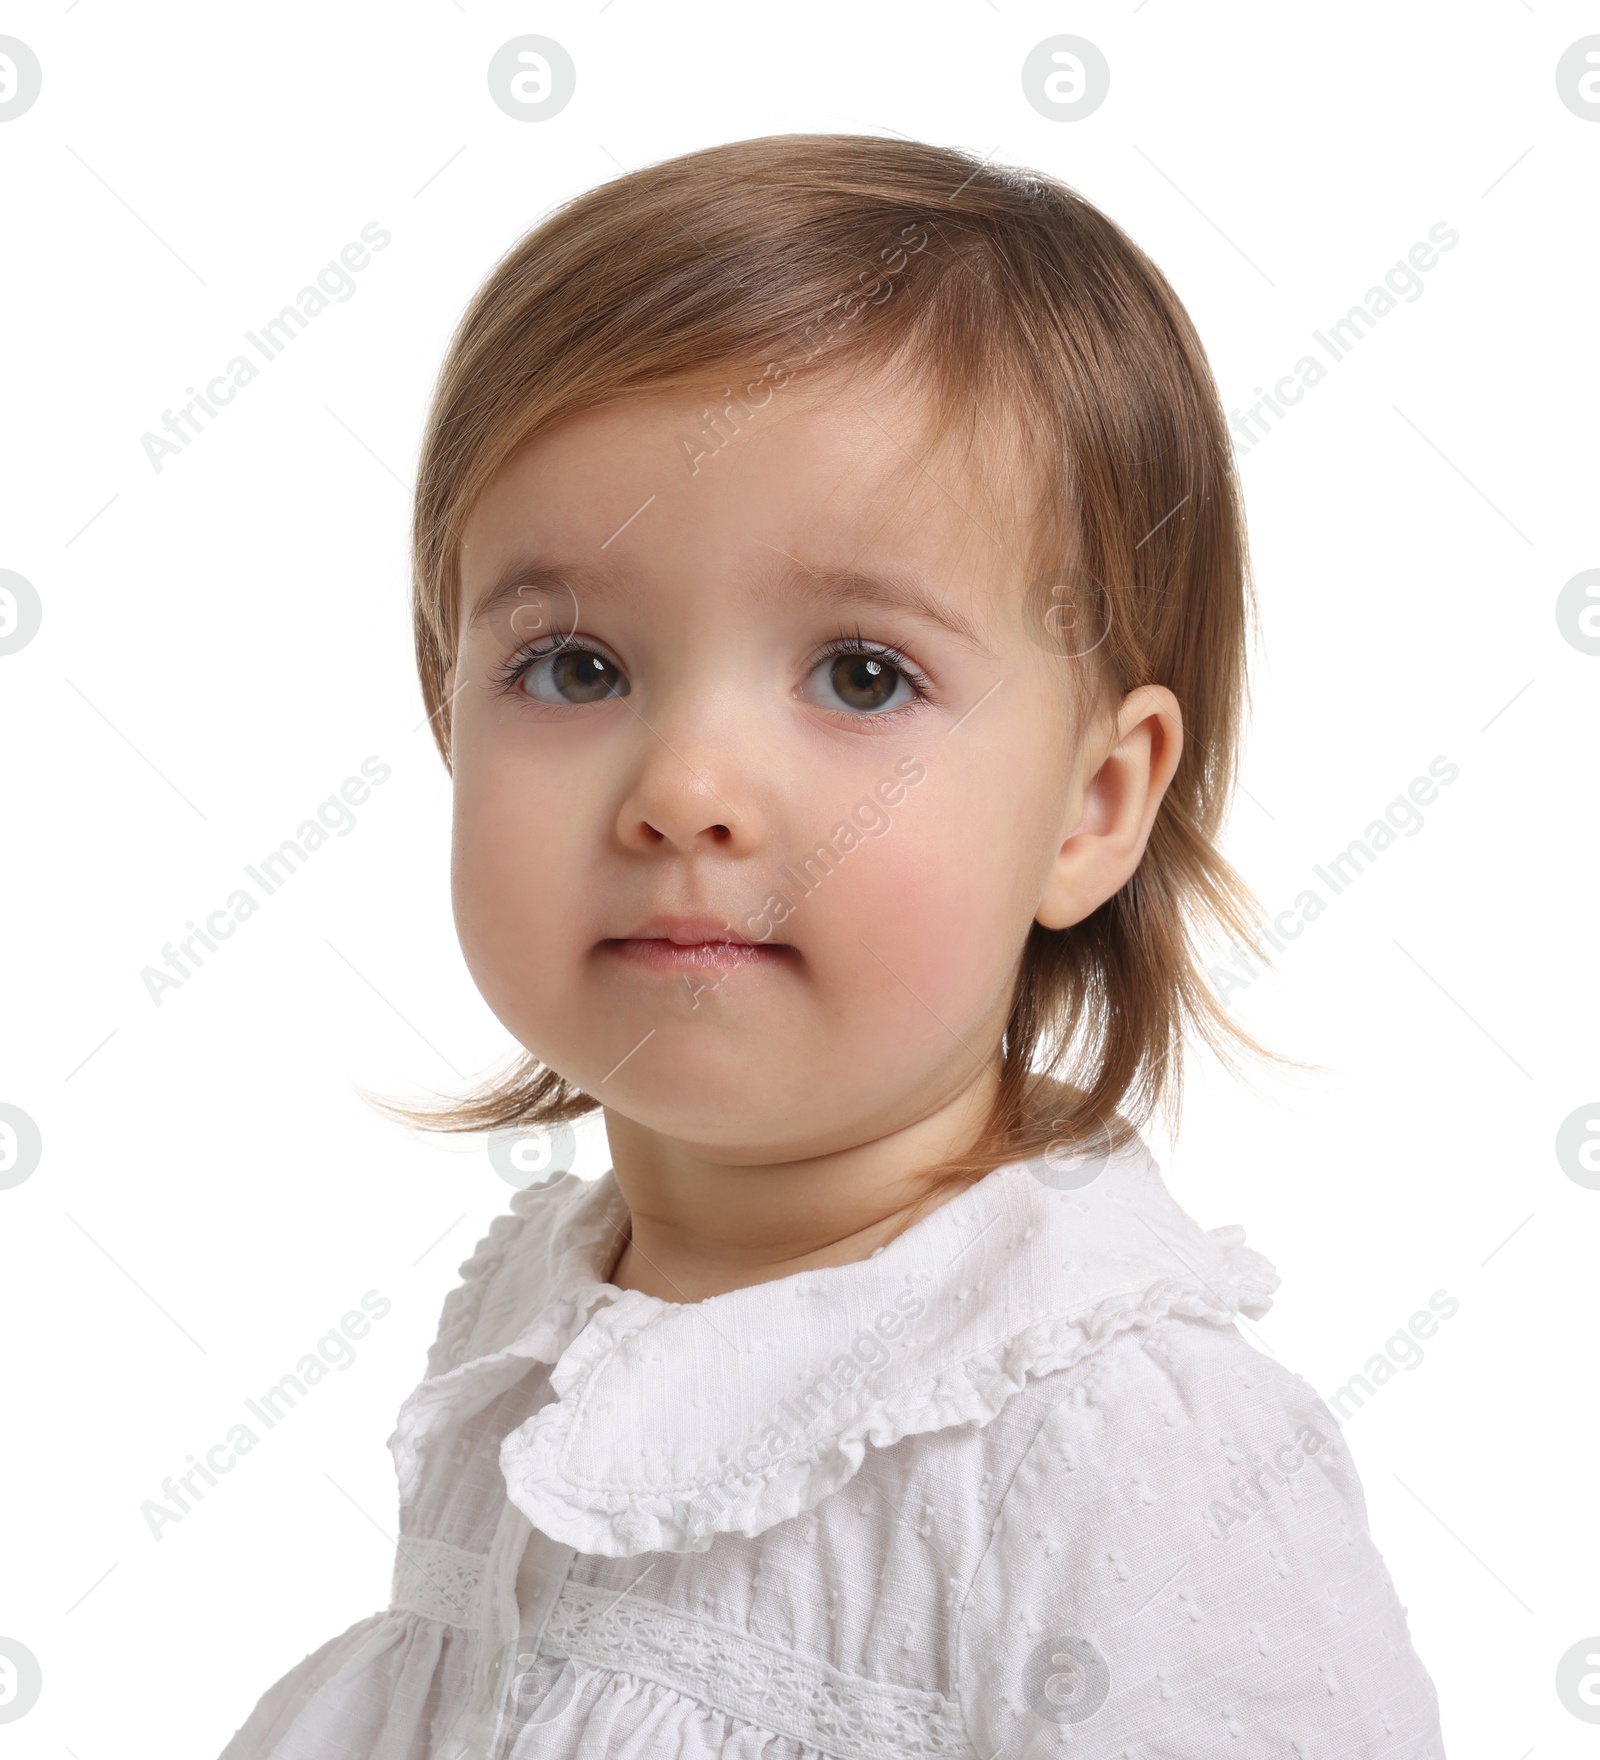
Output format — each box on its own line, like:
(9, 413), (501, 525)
(2, 3), (1596, 1755)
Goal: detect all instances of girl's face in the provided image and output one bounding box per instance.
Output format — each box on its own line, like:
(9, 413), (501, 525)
(448, 368), (1172, 1162)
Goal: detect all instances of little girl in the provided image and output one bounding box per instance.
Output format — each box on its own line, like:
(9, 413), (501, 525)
(222, 136), (1444, 1758)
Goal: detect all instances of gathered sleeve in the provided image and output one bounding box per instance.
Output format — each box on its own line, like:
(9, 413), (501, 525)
(954, 1317), (1445, 1758)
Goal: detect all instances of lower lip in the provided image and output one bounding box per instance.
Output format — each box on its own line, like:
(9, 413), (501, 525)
(602, 939), (791, 973)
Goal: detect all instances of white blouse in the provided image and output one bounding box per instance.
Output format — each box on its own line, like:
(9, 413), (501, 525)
(219, 1132), (1446, 1758)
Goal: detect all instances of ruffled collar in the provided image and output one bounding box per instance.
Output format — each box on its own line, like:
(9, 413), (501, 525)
(395, 1131), (1278, 1559)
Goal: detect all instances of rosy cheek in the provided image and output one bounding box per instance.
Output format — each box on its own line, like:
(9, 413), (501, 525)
(806, 788), (1019, 1023)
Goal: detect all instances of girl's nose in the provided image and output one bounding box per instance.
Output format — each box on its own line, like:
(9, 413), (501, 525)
(611, 707), (770, 855)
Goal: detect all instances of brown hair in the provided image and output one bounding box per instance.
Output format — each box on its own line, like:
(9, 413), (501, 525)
(389, 133), (1291, 1199)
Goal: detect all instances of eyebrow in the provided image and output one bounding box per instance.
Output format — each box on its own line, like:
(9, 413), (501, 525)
(466, 563), (591, 634)
(759, 555), (990, 651)
(466, 554), (991, 652)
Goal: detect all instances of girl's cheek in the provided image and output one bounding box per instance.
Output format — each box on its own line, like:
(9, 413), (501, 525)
(817, 793), (1019, 1004)
(451, 768), (574, 972)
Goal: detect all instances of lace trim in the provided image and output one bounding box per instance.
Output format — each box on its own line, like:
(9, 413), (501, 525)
(389, 1535), (486, 1629)
(540, 1580), (973, 1760)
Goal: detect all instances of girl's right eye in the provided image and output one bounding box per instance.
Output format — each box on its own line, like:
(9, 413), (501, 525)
(503, 641), (630, 705)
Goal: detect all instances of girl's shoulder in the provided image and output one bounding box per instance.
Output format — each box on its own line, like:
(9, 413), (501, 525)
(952, 1311), (1445, 1758)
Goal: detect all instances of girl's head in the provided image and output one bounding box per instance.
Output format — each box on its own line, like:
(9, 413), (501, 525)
(402, 133), (1268, 1188)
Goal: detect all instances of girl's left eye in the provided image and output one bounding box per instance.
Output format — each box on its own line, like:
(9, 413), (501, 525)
(804, 642), (927, 716)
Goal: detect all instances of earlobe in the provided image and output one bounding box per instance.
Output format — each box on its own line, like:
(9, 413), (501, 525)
(1034, 685), (1183, 933)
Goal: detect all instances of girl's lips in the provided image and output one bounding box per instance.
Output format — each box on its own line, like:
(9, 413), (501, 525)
(602, 938), (790, 973)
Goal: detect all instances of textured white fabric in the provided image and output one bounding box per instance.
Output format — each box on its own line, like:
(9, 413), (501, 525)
(218, 1133), (1445, 1759)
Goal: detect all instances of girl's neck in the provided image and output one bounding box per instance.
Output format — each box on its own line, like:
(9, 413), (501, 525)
(601, 1067), (999, 1303)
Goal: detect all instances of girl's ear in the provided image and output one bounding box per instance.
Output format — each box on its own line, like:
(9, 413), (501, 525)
(1034, 684), (1184, 932)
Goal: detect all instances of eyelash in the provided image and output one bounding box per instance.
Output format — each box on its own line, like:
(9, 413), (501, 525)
(811, 625), (933, 714)
(491, 624), (935, 715)
(490, 635), (587, 694)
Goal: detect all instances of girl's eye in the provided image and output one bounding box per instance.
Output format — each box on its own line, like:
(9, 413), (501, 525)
(511, 642), (629, 705)
(806, 643), (924, 716)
